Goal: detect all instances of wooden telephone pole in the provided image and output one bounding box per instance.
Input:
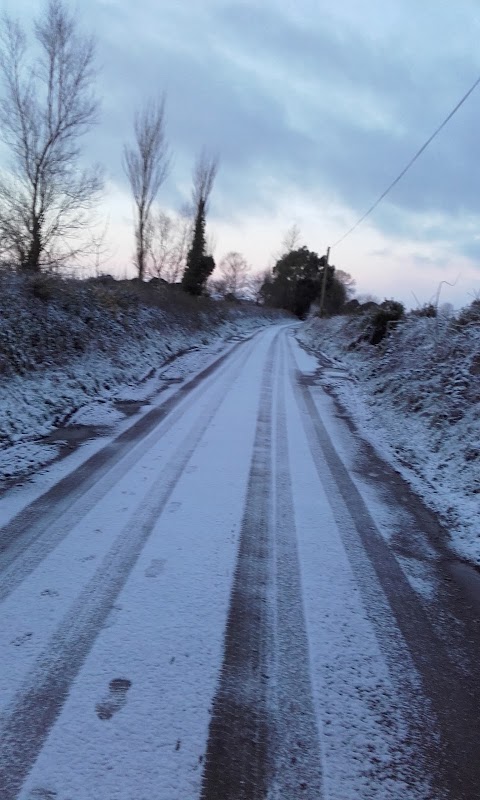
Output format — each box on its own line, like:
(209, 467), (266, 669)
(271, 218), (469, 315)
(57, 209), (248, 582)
(318, 246), (330, 318)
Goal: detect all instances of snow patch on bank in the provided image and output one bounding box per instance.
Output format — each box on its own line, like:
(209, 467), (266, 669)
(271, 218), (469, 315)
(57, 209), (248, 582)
(0, 298), (283, 486)
(297, 314), (480, 565)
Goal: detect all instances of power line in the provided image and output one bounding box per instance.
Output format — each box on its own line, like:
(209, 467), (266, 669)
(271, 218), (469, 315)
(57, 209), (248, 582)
(331, 73), (480, 250)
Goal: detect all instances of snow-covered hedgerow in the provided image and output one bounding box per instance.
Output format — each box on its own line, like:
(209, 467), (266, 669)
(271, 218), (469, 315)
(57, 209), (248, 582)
(0, 271), (286, 450)
(298, 304), (480, 564)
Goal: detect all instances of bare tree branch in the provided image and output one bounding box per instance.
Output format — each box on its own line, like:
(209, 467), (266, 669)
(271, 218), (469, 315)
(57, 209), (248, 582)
(123, 96), (170, 280)
(217, 251), (249, 298)
(149, 208), (191, 284)
(247, 269), (271, 304)
(0, 0), (103, 270)
(192, 150), (218, 215)
(281, 223), (302, 255)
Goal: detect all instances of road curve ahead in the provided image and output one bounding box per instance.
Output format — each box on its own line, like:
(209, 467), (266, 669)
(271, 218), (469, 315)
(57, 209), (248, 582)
(0, 325), (478, 800)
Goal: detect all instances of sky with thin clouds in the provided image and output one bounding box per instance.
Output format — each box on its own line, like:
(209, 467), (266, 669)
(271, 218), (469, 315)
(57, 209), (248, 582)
(3, 0), (480, 307)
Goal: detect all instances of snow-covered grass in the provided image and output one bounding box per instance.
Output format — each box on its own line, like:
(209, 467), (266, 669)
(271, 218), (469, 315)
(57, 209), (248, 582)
(0, 271), (286, 483)
(297, 305), (480, 565)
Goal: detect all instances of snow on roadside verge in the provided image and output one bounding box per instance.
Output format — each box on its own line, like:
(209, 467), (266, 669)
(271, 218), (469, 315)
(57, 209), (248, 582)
(297, 314), (480, 566)
(0, 311), (282, 487)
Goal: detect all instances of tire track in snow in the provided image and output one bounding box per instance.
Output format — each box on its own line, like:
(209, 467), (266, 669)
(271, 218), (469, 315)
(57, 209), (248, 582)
(200, 336), (278, 800)
(270, 339), (323, 798)
(0, 335), (257, 603)
(200, 333), (324, 800)
(287, 335), (480, 800)
(0, 334), (260, 800)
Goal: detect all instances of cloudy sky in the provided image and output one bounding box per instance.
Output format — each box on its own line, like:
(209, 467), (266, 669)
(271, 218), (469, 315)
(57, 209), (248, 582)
(5, 0), (480, 307)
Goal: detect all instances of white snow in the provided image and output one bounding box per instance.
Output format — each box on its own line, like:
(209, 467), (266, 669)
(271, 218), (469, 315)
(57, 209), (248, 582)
(0, 324), (457, 799)
(68, 401), (126, 427)
(297, 313), (480, 565)
(284, 335), (434, 799)
(0, 313), (278, 489)
(13, 327), (277, 800)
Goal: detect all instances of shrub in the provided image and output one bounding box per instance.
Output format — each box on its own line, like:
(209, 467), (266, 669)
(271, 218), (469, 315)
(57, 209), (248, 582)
(410, 303), (437, 318)
(457, 299), (480, 327)
(368, 300), (405, 345)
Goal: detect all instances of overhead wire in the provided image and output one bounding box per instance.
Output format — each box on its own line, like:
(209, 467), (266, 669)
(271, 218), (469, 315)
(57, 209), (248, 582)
(330, 73), (480, 250)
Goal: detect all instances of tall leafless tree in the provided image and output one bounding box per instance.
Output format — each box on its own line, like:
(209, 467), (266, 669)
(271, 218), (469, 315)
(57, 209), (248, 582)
(149, 206), (191, 284)
(192, 150), (218, 215)
(218, 251), (249, 298)
(336, 269), (356, 298)
(248, 268), (272, 304)
(123, 97), (170, 281)
(0, 0), (103, 271)
(278, 223), (302, 259)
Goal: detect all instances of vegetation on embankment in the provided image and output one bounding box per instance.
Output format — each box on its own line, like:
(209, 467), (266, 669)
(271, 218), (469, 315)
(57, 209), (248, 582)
(298, 299), (480, 563)
(0, 270), (287, 448)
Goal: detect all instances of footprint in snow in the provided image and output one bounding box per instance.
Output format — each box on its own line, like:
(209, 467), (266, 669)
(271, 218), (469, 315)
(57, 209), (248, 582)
(96, 678), (132, 720)
(11, 632), (33, 647)
(145, 558), (166, 578)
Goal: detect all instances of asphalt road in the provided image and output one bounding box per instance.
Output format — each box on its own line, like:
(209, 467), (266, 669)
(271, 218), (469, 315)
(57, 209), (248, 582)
(0, 325), (478, 800)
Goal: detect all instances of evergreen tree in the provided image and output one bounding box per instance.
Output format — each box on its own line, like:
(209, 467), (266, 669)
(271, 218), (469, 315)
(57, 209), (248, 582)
(181, 152), (218, 296)
(260, 246), (347, 318)
(182, 199), (207, 295)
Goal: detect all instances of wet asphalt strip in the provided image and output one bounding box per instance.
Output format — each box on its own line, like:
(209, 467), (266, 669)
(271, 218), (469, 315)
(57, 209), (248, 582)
(201, 335), (324, 800)
(0, 334), (258, 603)
(0, 337), (256, 800)
(287, 338), (480, 800)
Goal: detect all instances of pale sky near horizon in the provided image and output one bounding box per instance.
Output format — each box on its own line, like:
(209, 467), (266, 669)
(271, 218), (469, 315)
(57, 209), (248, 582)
(3, 0), (480, 308)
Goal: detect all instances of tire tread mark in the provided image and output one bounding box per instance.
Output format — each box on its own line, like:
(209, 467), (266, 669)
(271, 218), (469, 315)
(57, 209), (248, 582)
(0, 336), (257, 602)
(287, 336), (480, 800)
(0, 338), (256, 800)
(270, 339), (323, 798)
(200, 337), (278, 800)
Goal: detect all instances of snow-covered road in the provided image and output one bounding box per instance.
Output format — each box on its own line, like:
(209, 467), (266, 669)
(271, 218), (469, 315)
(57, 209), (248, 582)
(0, 325), (479, 800)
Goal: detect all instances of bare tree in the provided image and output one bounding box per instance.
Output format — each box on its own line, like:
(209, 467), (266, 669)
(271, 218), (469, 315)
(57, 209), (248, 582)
(248, 268), (272, 304)
(205, 229), (218, 259)
(149, 206), (191, 284)
(336, 269), (356, 299)
(123, 97), (170, 280)
(192, 150), (218, 215)
(0, 0), (103, 270)
(90, 218), (113, 276)
(149, 210), (173, 280)
(281, 223), (302, 254)
(218, 251), (249, 298)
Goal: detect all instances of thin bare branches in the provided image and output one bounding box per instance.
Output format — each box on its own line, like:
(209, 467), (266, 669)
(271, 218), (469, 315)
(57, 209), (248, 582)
(0, 0), (102, 270)
(192, 150), (218, 215)
(149, 208), (191, 284)
(180, 150), (219, 295)
(123, 96), (170, 280)
(217, 251), (249, 298)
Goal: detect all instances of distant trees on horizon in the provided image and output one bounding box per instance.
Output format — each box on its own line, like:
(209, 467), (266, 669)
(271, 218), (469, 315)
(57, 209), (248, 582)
(0, 0), (356, 314)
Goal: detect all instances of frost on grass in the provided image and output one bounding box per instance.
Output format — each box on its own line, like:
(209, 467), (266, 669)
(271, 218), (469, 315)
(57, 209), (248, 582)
(0, 271), (286, 483)
(298, 305), (480, 564)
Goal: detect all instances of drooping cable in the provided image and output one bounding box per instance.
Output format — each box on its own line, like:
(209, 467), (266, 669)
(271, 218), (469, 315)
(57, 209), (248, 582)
(331, 74), (480, 250)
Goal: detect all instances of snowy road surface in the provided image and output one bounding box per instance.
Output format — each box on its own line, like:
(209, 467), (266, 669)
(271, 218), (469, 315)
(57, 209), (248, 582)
(0, 325), (479, 800)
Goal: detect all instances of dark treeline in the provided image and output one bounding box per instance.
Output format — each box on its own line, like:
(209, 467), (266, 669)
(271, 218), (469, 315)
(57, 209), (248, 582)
(259, 246), (354, 319)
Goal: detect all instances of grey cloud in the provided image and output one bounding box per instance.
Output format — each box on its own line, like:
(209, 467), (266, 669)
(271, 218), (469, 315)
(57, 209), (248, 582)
(458, 239), (480, 263)
(7, 0), (480, 268)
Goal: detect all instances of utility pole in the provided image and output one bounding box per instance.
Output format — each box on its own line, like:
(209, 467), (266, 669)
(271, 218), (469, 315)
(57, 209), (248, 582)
(318, 246), (330, 318)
